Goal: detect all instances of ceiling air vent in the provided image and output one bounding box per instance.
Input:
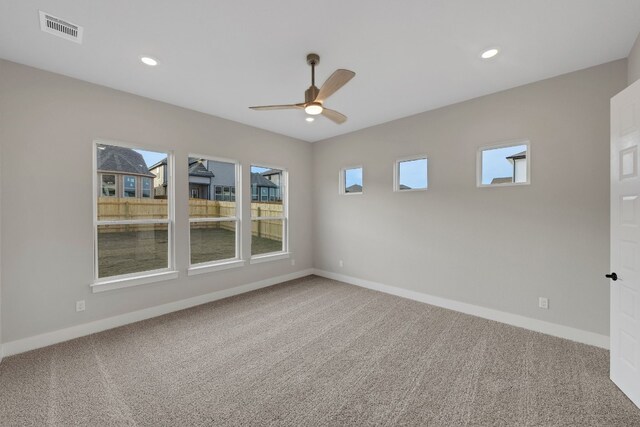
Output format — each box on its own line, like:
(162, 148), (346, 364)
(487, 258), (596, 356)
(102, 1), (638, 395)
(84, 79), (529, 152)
(39, 11), (83, 43)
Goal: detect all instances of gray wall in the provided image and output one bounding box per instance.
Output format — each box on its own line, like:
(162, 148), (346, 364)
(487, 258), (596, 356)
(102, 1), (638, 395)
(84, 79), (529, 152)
(629, 32), (640, 85)
(312, 60), (627, 336)
(0, 59), (313, 343)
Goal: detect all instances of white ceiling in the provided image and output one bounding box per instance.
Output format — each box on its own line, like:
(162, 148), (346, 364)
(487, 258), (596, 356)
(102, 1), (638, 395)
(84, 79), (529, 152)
(1, 1), (639, 142)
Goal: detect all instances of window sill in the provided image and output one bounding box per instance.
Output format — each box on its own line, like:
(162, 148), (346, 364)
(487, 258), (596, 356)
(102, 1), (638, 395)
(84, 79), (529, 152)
(250, 252), (290, 265)
(394, 187), (428, 193)
(477, 181), (530, 188)
(91, 270), (179, 293)
(188, 259), (246, 276)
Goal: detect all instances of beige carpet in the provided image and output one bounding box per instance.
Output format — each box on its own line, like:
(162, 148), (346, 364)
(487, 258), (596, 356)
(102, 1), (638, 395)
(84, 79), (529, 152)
(1, 275), (639, 426)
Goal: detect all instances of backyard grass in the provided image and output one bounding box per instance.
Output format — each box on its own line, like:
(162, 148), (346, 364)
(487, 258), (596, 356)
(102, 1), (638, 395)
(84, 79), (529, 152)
(98, 228), (282, 278)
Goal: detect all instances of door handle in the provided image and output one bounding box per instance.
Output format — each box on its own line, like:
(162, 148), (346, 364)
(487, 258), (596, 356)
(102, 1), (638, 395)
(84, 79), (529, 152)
(605, 272), (618, 281)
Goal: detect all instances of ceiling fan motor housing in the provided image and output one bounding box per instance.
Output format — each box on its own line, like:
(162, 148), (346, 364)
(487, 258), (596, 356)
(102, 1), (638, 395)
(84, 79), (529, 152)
(305, 86), (320, 104)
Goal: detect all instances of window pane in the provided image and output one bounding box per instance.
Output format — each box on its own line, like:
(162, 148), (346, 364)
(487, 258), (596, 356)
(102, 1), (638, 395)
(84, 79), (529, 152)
(190, 221), (236, 264)
(97, 223), (168, 278)
(96, 144), (168, 220)
(251, 166), (283, 218)
(142, 178), (152, 198)
(123, 176), (137, 197)
(188, 158), (236, 218)
(344, 167), (363, 193)
(480, 144), (528, 185)
(252, 219), (283, 255)
(398, 158), (428, 190)
(101, 174), (116, 197)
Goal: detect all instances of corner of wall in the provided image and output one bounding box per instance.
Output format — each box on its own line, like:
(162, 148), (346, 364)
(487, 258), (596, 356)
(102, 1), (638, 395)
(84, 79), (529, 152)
(628, 32), (640, 86)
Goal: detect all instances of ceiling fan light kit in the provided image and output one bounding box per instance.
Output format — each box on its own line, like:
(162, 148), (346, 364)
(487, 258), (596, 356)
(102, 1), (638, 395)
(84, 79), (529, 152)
(249, 53), (355, 124)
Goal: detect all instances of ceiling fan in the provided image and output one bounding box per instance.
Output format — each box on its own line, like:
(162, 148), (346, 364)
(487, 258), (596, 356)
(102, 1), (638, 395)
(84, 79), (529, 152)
(249, 53), (355, 124)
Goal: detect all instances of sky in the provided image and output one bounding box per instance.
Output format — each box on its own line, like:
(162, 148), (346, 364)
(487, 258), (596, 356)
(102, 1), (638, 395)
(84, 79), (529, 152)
(481, 144), (527, 184)
(345, 167), (363, 188)
(251, 166), (270, 174)
(399, 158), (427, 189)
(135, 149), (166, 168)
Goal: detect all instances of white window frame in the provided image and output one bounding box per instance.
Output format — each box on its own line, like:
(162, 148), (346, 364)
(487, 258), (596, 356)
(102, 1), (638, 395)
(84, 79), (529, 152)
(477, 140), (531, 188)
(188, 154), (245, 276)
(339, 165), (364, 195)
(91, 140), (177, 293)
(250, 163), (289, 264)
(393, 155), (429, 192)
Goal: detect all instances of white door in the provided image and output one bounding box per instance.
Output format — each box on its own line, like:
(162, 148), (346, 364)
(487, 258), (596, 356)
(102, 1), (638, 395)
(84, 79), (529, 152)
(611, 79), (640, 409)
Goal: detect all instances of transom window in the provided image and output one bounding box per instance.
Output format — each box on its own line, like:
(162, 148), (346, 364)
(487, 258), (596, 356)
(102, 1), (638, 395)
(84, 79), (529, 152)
(251, 165), (287, 257)
(340, 166), (363, 194)
(478, 142), (530, 186)
(188, 156), (241, 266)
(94, 142), (172, 280)
(394, 157), (428, 191)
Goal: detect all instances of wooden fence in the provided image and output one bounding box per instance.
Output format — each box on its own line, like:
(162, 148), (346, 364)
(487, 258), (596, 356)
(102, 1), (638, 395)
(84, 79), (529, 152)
(251, 202), (284, 241)
(98, 198), (283, 241)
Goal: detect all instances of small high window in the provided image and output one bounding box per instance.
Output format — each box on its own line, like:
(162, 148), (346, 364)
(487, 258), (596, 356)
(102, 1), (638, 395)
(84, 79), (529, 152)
(340, 167), (363, 194)
(394, 157), (428, 191)
(478, 142), (530, 187)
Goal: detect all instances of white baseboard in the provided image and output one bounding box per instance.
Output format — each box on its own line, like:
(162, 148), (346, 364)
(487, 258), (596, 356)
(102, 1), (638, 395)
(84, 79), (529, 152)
(313, 269), (610, 349)
(2, 269), (314, 358)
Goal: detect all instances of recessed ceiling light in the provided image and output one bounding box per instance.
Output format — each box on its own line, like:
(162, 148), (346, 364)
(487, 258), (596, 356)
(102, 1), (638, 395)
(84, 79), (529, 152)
(481, 48), (499, 59)
(140, 56), (159, 66)
(305, 117), (315, 122)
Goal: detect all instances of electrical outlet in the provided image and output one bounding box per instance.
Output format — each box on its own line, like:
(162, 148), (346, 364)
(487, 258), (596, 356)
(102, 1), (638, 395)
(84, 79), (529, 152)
(76, 300), (85, 312)
(339, 260), (344, 268)
(291, 259), (296, 266)
(538, 297), (549, 310)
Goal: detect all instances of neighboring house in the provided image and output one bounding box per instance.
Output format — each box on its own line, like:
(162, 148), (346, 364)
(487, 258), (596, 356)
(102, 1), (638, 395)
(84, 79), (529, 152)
(490, 150), (527, 184)
(260, 169), (282, 201)
(97, 144), (155, 198)
(346, 184), (363, 193)
(187, 160), (215, 199)
(508, 151), (527, 183)
(148, 158), (237, 201)
(252, 173), (279, 201)
(490, 177), (514, 184)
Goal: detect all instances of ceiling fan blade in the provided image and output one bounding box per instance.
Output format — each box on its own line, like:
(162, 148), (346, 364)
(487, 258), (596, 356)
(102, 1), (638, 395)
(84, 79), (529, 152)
(321, 108), (347, 124)
(316, 69), (355, 102)
(249, 103), (304, 110)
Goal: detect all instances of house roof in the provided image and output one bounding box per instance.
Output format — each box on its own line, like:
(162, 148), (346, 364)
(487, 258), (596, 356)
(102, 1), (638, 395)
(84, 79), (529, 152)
(346, 184), (363, 193)
(148, 158), (167, 170)
(506, 151), (527, 160)
(251, 173), (278, 188)
(149, 158), (216, 178)
(188, 161), (215, 178)
(261, 169), (281, 176)
(399, 184), (412, 190)
(97, 144), (155, 177)
(490, 177), (513, 184)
